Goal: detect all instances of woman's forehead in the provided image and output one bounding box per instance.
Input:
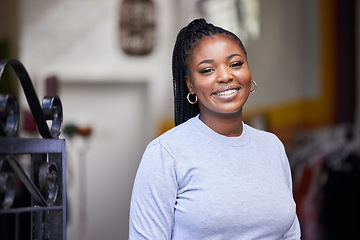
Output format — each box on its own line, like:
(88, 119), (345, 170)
(190, 35), (244, 58)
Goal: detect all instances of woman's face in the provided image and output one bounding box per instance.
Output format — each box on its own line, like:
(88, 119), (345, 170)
(185, 34), (252, 119)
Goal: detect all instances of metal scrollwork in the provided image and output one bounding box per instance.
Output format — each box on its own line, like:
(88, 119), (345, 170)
(0, 158), (16, 209)
(0, 59), (63, 139)
(39, 161), (59, 205)
(0, 170), (16, 209)
(0, 59), (66, 240)
(0, 94), (19, 137)
(42, 96), (63, 139)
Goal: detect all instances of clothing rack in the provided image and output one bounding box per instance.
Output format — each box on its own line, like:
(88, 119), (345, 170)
(288, 123), (360, 240)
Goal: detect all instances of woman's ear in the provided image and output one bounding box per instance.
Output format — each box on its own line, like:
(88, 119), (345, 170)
(185, 76), (193, 93)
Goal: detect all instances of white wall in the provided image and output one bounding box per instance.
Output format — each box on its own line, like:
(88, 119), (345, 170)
(62, 81), (149, 240)
(20, 0), (176, 128)
(246, 0), (320, 106)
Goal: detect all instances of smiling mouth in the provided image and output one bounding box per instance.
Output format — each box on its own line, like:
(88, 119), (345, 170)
(216, 89), (238, 96)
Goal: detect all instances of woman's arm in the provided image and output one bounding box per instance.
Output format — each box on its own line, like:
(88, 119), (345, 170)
(129, 142), (178, 239)
(280, 142), (302, 239)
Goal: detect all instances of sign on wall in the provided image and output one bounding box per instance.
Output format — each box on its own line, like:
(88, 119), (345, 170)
(119, 0), (156, 55)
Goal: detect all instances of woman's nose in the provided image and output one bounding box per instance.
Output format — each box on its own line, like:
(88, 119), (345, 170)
(217, 66), (232, 83)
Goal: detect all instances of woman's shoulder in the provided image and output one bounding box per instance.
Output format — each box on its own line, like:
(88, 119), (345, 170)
(244, 123), (283, 145)
(147, 117), (198, 148)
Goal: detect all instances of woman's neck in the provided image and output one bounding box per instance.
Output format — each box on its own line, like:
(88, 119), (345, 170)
(199, 111), (243, 137)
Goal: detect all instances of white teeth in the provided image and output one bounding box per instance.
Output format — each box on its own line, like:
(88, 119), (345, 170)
(216, 89), (237, 96)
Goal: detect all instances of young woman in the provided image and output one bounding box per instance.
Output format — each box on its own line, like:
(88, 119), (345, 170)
(129, 18), (301, 239)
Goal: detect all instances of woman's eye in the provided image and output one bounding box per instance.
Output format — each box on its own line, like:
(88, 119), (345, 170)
(199, 68), (213, 74)
(230, 61), (244, 68)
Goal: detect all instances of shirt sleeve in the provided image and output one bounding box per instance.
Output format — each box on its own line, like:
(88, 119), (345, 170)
(280, 142), (302, 239)
(129, 141), (178, 240)
(283, 215), (301, 239)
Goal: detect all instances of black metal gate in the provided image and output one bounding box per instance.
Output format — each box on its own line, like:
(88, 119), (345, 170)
(0, 59), (66, 240)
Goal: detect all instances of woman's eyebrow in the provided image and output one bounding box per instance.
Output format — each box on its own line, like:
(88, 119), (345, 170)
(197, 53), (243, 67)
(227, 53), (242, 59)
(197, 59), (214, 67)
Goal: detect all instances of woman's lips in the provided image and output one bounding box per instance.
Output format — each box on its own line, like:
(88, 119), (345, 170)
(215, 89), (238, 96)
(213, 86), (240, 95)
(212, 87), (240, 101)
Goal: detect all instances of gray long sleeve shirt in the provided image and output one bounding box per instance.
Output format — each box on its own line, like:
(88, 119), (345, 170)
(129, 116), (301, 239)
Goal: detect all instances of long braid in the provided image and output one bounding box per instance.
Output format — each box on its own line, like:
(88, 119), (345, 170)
(172, 18), (247, 126)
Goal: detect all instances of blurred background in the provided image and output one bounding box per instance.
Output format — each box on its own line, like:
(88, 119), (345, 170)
(0, 0), (359, 239)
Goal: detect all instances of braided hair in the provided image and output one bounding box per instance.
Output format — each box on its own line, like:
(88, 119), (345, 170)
(172, 18), (247, 126)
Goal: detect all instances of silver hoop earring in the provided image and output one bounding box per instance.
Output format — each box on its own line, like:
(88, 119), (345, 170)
(250, 80), (257, 93)
(187, 93), (197, 104)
